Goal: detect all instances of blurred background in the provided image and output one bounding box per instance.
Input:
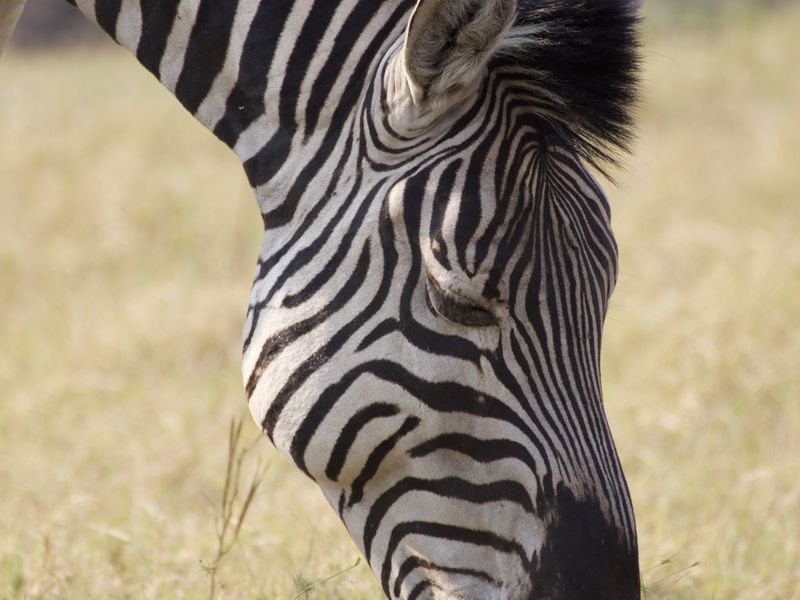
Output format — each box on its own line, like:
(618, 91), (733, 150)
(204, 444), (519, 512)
(1, 0), (798, 598)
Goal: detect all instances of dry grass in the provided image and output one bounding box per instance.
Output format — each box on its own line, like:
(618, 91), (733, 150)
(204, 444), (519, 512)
(606, 8), (800, 599)
(1, 6), (799, 599)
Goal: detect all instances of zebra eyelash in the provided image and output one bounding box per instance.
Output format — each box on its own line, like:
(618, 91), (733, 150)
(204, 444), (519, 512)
(424, 274), (498, 328)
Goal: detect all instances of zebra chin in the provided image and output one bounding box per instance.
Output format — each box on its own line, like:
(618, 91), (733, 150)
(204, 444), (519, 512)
(309, 435), (641, 600)
(318, 478), (543, 600)
(354, 483), (642, 600)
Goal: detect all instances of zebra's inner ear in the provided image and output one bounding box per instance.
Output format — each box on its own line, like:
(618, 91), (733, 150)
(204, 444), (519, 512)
(403, 0), (517, 107)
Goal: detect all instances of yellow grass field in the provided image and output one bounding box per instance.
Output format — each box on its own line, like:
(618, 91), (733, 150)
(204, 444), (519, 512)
(1, 7), (799, 599)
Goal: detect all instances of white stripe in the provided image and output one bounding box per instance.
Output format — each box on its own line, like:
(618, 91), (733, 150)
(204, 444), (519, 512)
(158, 0), (200, 94)
(195, 0), (260, 131)
(115, 0), (143, 52)
(233, 2), (311, 160)
(234, 113), (274, 163)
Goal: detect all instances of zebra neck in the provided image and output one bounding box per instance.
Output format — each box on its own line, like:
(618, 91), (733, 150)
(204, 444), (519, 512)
(70, 0), (414, 199)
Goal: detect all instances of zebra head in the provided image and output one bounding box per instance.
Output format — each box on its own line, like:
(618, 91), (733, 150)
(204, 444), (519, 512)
(244, 0), (641, 598)
(5, 0), (640, 596)
(0, 0), (639, 600)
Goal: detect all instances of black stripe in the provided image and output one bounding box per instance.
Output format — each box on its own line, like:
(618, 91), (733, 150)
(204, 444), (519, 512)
(398, 169), (484, 364)
(408, 433), (543, 487)
(242, 135), (360, 350)
(428, 160), (460, 271)
(325, 403), (400, 481)
(347, 416), (420, 507)
(250, 0), (411, 202)
(213, 0), (292, 147)
(364, 476), (536, 562)
(174, 0), (238, 113)
(290, 360), (544, 478)
(270, 203), (400, 457)
(304, 0), (415, 137)
(394, 557), (497, 599)
(94, 0), (123, 37)
(137, 0), (179, 77)
(381, 521), (529, 596)
(407, 581), (441, 600)
(247, 240), (372, 399)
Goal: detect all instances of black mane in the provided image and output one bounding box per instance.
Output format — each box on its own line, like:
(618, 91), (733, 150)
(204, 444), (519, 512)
(496, 0), (641, 175)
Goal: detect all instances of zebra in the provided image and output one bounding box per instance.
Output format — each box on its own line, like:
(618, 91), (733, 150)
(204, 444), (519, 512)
(1, 0), (641, 597)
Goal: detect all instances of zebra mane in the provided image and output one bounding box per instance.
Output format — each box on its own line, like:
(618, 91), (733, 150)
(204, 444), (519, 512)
(494, 0), (641, 175)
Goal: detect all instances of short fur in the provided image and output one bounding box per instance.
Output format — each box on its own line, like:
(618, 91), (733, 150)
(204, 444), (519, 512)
(495, 0), (641, 174)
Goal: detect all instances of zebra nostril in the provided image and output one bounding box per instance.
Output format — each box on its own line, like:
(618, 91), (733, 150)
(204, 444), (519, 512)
(425, 275), (498, 328)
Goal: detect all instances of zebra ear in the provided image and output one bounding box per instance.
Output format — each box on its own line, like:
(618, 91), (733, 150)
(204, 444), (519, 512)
(403, 0), (517, 107)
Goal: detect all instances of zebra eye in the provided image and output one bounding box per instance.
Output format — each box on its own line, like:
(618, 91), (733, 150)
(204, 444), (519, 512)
(425, 275), (497, 328)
